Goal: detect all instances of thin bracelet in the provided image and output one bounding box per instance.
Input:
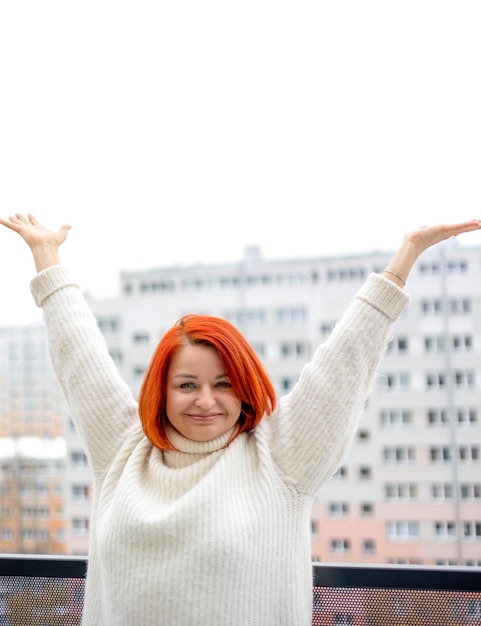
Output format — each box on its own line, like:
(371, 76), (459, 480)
(383, 269), (406, 286)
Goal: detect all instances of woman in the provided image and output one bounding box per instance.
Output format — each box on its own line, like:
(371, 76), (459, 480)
(1, 214), (480, 626)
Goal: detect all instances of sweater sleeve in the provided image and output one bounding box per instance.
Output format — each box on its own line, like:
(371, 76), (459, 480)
(257, 273), (410, 496)
(30, 265), (140, 477)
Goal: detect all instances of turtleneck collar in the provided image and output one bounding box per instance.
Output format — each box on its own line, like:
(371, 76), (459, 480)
(163, 425), (238, 469)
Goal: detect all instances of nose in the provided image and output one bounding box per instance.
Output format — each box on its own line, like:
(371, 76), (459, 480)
(194, 385), (216, 410)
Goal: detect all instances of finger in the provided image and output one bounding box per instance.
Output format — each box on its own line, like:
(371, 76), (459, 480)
(448, 219), (481, 236)
(13, 213), (29, 223)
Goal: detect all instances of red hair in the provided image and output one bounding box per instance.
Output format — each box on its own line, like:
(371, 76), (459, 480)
(138, 314), (276, 450)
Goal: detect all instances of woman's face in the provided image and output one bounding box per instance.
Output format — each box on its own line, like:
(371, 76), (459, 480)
(165, 343), (242, 442)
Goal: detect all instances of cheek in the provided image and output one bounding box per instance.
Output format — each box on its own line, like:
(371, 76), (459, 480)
(165, 391), (180, 417)
(232, 397), (243, 415)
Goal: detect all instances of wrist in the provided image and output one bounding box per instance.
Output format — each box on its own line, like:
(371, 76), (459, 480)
(31, 242), (61, 272)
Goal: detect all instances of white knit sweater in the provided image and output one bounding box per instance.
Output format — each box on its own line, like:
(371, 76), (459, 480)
(30, 266), (408, 626)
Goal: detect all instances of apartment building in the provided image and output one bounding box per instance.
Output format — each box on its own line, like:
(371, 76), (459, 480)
(0, 437), (66, 554)
(0, 325), (91, 555)
(0, 325), (65, 438)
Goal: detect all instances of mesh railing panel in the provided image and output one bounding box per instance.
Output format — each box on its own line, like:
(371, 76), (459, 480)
(0, 575), (84, 626)
(1, 558), (480, 625)
(312, 586), (481, 625)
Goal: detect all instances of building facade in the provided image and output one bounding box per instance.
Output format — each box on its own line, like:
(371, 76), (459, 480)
(0, 437), (66, 554)
(0, 325), (91, 555)
(1, 242), (480, 564)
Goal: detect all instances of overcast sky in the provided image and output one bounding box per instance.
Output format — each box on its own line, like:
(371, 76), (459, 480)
(1, 1), (480, 325)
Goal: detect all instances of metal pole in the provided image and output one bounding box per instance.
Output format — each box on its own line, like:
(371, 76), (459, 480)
(439, 245), (463, 563)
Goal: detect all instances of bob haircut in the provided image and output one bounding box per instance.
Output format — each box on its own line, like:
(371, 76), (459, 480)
(138, 314), (277, 450)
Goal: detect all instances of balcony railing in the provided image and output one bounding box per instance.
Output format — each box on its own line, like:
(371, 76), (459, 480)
(0, 555), (480, 625)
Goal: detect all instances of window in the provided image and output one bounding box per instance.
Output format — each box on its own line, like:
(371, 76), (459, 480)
(357, 429), (370, 442)
(70, 451), (88, 468)
(359, 466), (372, 479)
(426, 372), (447, 389)
(332, 466), (347, 479)
(97, 317), (121, 333)
(241, 309), (266, 327)
(421, 298), (471, 315)
(383, 447), (415, 463)
(72, 518), (90, 536)
(387, 520), (419, 539)
(424, 336), (446, 353)
(320, 321), (335, 336)
(327, 266), (366, 282)
(380, 372), (410, 391)
(0, 528), (13, 540)
(385, 483), (418, 500)
(454, 370), (475, 388)
(381, 409), (412, 427)
(362, 539), (376, 554)
(331, 539), (351, 554)
(427, 408), (449, 425)
(231, 309), (266, 327)
(139, 280), (174, 292)
(132, 332), (149, 345)
(457, 408), (478, 426)
(459, 445), (479, 462)
(361, 502), (374, 516)
(435, 521), (456, 538)
(419, 261), (441, 275)
(72, 485), (90, 501)
(449, 298), (471, 314)
(452, 334), (473, 351)
(425, 333), (473, 353)
(279, 341), (309, 359)
(463, 521), (481, 539)
(276, 307), (306, 326)
(461, 483), (481, 500)
(280, 378), (295, 392)
(329, 502), (349, 516)
(387, 336), (409, 353)
(21, 528), (37, 540)
(431, 483), (454, 500)
(430, 446), (452, 462)
(421, 299), (443, 315)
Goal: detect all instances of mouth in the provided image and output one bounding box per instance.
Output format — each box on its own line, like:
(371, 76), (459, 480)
(186, 413), (220, 423)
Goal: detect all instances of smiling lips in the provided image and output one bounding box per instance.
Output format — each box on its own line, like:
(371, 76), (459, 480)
(186, 413), (221, 422)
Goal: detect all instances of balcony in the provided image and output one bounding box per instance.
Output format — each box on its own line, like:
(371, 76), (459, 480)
(0, 555), (480, 625)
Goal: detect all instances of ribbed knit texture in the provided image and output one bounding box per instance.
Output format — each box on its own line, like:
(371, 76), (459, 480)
(30, 267), (409, 626)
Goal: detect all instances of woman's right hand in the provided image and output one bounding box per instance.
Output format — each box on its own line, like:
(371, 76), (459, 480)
(0, 213), (71, 271)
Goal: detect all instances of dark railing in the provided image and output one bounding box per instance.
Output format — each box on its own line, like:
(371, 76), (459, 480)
(0, 555), (480, 625)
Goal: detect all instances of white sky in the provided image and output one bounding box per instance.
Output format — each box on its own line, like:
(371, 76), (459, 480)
(1, 1), (480, 325)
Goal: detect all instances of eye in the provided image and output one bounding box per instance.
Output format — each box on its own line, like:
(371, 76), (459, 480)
(215, 381), (233, 389)
(179, 382), (196, 390)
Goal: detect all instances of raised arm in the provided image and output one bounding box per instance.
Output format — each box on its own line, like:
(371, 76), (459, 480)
(381, 220), (481, 287)
(0, 213), (71, 271)
(262, 218), (481, 495)
(1, 213), (139, 475)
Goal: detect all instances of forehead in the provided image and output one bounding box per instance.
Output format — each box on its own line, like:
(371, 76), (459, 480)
(168, 343), (224, 373)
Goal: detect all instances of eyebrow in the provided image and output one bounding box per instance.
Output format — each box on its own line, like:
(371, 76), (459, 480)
(172, 373), (229, 380)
